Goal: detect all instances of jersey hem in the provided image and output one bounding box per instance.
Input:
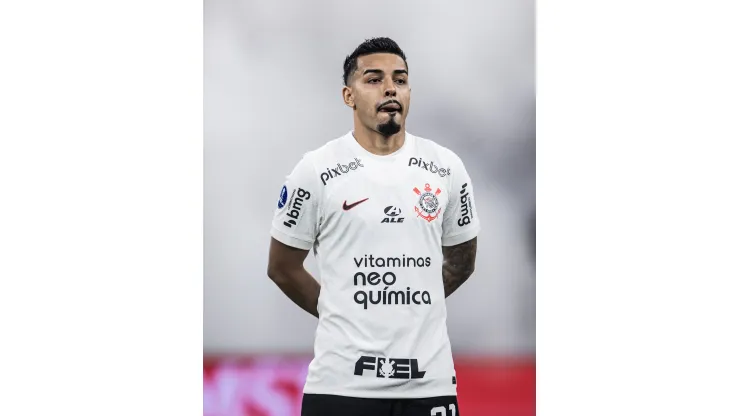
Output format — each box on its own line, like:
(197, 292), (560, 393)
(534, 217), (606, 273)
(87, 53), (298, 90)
(270, 227), (314, 250)
(302, 386), (458, 399)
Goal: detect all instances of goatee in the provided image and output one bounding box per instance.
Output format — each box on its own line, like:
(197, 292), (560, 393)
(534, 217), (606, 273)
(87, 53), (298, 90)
(377, 119), (401, 137)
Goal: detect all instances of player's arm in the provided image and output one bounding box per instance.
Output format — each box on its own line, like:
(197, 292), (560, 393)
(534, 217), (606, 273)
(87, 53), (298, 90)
(268, 154), (322, 318)
(441, 154), (481, 298)
(442, 237), (477, 298)
(267, 238), (320, 318)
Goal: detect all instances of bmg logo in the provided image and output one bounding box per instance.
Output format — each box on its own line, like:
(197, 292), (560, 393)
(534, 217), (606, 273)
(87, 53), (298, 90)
(354, 356), (426, 379)
(283, 187), (311, 228)
(457, 183), (473, 227)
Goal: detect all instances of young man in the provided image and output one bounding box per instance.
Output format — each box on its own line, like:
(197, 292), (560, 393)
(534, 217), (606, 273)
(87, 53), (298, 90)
(268, 37), (479, 416)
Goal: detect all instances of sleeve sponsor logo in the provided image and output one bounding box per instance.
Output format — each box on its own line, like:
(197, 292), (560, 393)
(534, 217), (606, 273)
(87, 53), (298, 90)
(408, 157), (450, 177)
(277, 185), (288, 209)
(320, 158), (364, 186)
(282, 187), (311, 228)
(458, 183), (473, 227)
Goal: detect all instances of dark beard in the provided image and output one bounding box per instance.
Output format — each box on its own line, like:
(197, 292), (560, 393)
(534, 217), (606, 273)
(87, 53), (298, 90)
(377, 118), (401, 137)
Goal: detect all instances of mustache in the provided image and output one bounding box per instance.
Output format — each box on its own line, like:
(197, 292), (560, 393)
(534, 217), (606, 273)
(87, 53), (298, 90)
(377, 100), (403, 112)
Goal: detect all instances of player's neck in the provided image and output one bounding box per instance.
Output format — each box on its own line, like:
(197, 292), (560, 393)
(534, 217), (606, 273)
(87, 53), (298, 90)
(352, 124), (406, 156)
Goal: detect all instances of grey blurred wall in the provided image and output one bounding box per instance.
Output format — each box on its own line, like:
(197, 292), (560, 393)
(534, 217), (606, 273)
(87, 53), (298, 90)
(205, 0), (535, 355)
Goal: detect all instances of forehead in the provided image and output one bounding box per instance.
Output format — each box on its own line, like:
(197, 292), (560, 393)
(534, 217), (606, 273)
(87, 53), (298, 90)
(355, 53), (408, 73)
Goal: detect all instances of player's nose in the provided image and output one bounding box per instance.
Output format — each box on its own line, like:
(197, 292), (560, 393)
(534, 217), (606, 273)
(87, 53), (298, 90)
(384, 81), (396, 97)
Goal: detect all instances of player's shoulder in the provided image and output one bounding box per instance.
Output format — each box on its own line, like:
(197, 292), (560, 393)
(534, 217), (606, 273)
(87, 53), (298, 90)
(298, 131), (353, 167)
(408, 132), (465, 166)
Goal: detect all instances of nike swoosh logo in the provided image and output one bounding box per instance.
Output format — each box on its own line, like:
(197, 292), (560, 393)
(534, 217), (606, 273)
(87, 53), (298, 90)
(343, 198), (369, 211)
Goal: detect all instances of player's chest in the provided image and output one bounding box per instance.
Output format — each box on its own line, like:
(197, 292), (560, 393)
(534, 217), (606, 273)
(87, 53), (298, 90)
(319, 161), (451, 230)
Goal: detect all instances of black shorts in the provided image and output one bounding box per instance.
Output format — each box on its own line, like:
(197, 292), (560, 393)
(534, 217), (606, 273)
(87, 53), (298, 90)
(301, 393), (460, 416)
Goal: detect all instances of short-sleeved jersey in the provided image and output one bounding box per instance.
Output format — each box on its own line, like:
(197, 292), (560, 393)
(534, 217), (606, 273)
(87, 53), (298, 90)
(270, 131), (480, 399)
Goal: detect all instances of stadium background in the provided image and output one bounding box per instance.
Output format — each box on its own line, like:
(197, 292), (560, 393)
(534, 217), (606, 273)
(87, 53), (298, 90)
(205, 0), (535, 414)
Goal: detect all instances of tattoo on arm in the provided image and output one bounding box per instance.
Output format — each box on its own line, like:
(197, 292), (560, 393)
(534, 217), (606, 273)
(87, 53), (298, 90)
(442, 237), (477, 298)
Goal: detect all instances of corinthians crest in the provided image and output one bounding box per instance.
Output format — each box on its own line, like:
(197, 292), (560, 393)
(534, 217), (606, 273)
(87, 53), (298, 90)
(413, 183), (442, 222)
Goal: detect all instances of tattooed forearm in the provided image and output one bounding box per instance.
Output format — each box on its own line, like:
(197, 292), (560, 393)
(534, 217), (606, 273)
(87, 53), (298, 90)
(442, 237), (477, 298)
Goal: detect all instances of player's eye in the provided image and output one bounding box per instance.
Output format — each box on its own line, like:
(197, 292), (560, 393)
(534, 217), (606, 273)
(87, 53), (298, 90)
(395, 79), (406, 85)
(368, 78), (381, 84)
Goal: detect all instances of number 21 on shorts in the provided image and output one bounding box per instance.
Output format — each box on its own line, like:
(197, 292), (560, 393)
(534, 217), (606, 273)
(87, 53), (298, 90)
(431, 404), (456, 416)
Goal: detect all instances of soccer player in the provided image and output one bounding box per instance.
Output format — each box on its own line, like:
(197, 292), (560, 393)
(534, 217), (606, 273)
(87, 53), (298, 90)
(267, 37), (480, 416)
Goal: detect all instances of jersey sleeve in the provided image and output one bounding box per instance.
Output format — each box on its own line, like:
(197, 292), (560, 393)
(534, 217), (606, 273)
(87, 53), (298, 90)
(441, 156), (481, 246)
(270, 155), (320, 250)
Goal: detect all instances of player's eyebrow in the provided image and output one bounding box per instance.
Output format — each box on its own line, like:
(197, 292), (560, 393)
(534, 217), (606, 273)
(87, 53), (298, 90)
(362, 69), (408, 76)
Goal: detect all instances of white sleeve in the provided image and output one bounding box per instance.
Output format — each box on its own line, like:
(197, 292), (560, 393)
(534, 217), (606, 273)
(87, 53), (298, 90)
(270, 155), (320, 250)
(441, 156), (481, 246)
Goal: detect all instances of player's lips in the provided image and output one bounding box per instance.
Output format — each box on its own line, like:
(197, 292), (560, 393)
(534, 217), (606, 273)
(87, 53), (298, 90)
(378, 101), (402, 112)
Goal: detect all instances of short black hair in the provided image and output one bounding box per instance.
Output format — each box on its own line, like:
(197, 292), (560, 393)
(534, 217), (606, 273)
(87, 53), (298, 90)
(343, 37), (408, 86)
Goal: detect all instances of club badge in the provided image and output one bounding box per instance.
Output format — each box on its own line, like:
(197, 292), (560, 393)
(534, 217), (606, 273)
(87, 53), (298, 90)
(413, 183), (442, 222)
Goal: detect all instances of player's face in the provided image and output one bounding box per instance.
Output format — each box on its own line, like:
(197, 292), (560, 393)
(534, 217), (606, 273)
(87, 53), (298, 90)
(345, 53), (411, 137)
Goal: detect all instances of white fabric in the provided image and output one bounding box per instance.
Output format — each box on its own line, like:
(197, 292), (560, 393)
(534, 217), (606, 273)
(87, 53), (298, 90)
(271, 131), (480, 398)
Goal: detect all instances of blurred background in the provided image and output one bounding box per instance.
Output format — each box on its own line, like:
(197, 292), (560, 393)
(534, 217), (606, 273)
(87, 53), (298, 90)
(204, 0), (534, 414)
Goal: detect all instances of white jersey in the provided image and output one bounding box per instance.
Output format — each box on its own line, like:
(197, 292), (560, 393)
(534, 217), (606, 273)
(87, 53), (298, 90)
(270, 131), (480, 398)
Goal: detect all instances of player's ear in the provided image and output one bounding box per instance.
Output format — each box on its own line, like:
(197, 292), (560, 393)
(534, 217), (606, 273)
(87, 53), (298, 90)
(342, 85), (356, 110)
